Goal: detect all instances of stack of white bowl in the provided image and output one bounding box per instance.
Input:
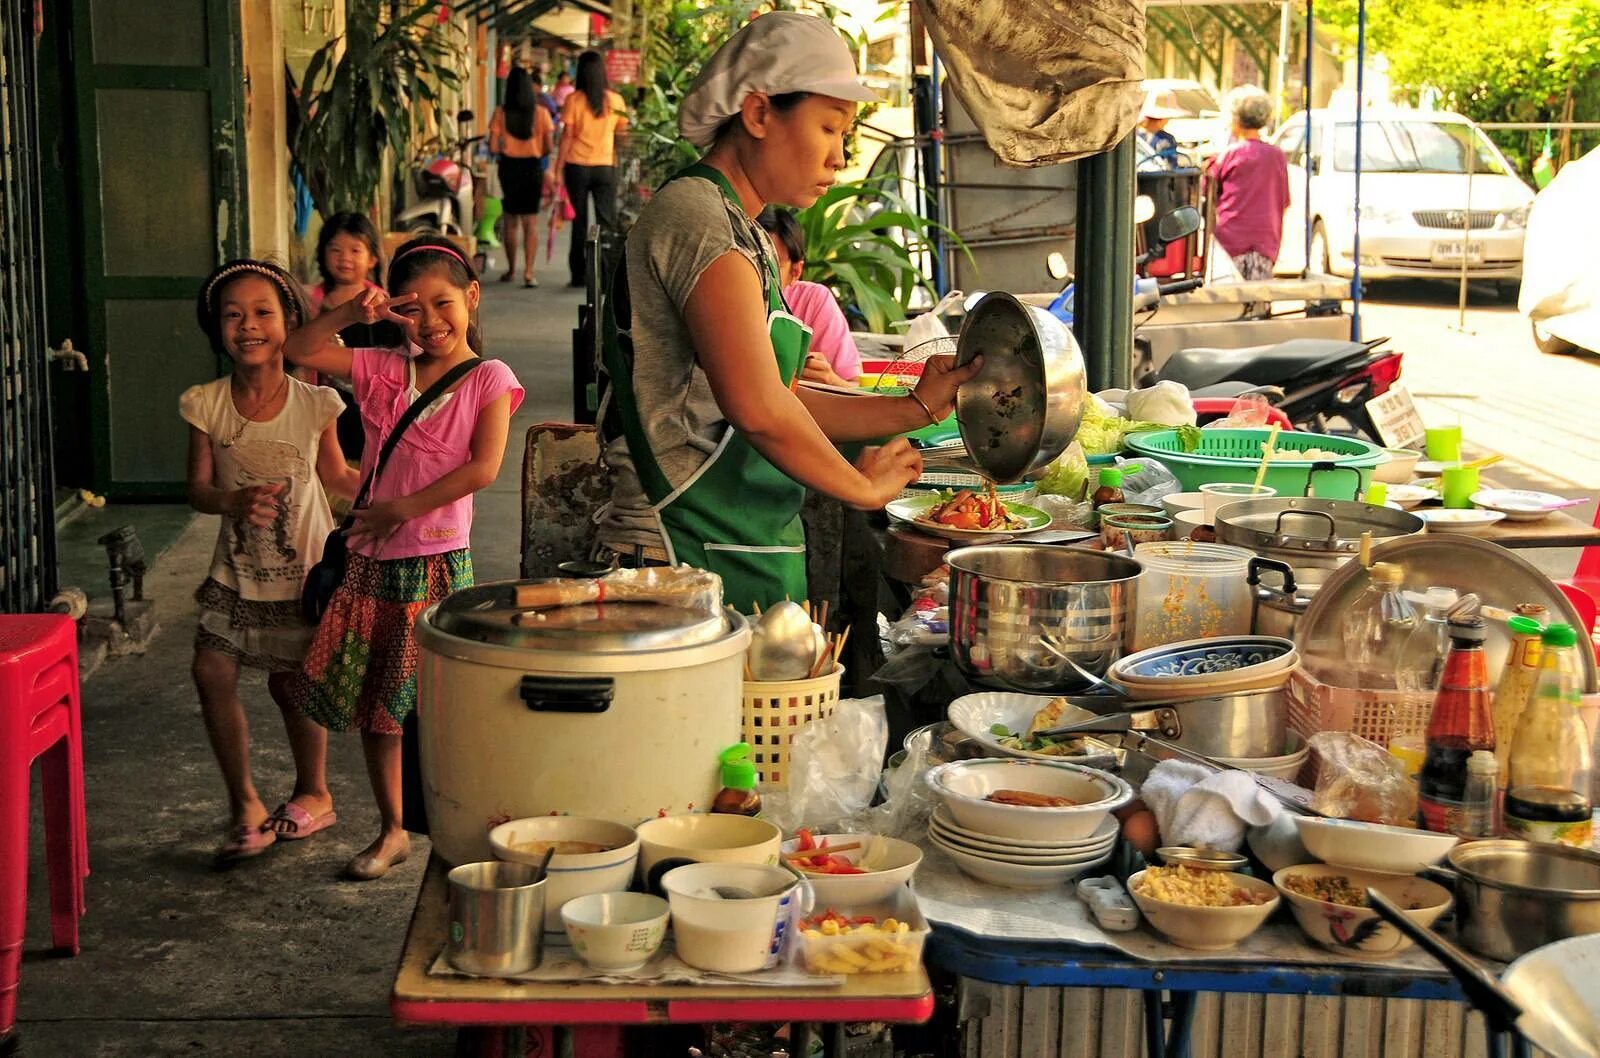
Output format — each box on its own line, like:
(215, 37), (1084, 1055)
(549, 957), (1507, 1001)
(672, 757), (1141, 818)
(925, 759), (1132, 889)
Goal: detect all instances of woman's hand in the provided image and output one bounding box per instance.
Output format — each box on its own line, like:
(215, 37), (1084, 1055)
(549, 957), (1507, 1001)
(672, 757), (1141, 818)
(850, 439), (924, 511)
(799, 353), (850, 389)
(911, 354), (984, 421)
(345, 289), (417, 328)
(226, 483), (285, 529)
(345, 499), (411, 554)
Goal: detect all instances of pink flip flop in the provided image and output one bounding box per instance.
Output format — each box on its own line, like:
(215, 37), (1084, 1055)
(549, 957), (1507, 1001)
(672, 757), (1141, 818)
(263, 802), (337, 840)
(216, 823), (276, 863)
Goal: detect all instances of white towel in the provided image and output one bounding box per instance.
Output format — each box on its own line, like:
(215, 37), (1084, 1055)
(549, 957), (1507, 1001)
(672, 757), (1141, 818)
(1140, 761), (1282, 853)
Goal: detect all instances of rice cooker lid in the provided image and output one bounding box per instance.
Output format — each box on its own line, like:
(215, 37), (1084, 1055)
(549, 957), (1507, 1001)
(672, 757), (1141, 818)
(430, 583), (730, 652)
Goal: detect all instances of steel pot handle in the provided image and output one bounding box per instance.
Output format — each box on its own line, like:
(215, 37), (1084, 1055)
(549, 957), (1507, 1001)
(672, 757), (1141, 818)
(1247, 557), (1298, 593)
(1271, 509), (1338, 542)
(519, 675), (615, 713)
(1306, 462), (1363, 500)
(1420, 864), (1461, 887)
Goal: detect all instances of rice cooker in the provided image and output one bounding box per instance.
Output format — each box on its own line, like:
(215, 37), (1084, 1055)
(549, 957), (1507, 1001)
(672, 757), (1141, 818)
(413, 581), (751, 864)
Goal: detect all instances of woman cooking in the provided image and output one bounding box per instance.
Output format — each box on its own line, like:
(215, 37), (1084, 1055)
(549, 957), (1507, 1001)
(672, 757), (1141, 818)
(595, 12), (980, 613)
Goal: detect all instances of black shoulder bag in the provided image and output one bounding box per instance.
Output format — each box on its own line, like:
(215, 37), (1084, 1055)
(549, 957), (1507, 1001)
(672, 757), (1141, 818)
(301, 358), (485, 623)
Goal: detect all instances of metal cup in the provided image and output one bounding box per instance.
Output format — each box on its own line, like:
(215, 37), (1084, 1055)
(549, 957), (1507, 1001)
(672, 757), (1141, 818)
(447, 861), (547, 976)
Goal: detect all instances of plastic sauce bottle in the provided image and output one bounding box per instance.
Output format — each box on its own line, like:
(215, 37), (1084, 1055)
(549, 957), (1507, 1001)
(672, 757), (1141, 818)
(1340, 562), (1417, 690)
(1461, 750), (1500, 838)
(1492, 615), (1546, 787)
(1418, 616), (1495, 836)
(1504, 624), (1594, 848)
(1395, 586), (1460, 695)
(1092, 468), (1125, 510)
(711, 743), (762, 816)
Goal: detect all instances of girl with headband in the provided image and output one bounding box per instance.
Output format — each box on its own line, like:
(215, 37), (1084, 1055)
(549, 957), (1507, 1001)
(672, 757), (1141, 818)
(593, 12), (981, 613)
(185, 259), (360, 863)
(284, 236), (523, 880)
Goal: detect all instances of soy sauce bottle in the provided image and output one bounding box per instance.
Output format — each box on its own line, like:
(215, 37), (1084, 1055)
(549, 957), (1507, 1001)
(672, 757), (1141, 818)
(1418, 616), (1495, 836)
(1504, 623), (1594, 847)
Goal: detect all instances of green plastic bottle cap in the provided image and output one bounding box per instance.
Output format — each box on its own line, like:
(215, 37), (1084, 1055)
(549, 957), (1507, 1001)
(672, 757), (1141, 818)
(1507, 615), (1544, 637)
(719, 743), (757, 790)
(1541, 623), (1578, 648)
(1099, 468), (1124, 488)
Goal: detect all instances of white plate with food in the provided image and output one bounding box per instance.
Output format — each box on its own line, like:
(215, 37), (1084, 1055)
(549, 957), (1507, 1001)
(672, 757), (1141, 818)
(1469, 488), (1573, 523)
(1417, 508), (1506, 534)
(1385, 483), (1438, 510)
(946, 692), (1118, 766)
(886, 488), (1052, 542)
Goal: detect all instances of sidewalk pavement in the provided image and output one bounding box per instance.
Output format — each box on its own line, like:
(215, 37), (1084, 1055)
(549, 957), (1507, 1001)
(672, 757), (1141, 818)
(17, 248), (583, 1056)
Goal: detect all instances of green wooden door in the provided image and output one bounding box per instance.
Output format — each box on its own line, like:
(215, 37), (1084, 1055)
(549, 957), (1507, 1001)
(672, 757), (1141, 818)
(72, 0), (248, 498)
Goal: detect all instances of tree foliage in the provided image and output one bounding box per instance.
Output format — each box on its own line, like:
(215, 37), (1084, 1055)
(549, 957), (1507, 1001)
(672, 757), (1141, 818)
(293, 1), (465, 218)
(1318, 0), (1600, 173)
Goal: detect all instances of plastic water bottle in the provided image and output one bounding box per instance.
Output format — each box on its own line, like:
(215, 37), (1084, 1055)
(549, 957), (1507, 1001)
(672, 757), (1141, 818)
(1395, 587), (1459, 695)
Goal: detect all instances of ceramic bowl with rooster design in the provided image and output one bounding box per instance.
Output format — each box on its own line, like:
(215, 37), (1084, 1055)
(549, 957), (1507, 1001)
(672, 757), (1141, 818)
(1273, 864), (1452, 957)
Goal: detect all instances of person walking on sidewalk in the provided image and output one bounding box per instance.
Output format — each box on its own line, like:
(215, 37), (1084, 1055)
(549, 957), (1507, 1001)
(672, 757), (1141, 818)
(1204, 84), (1289, 283)
(183, 259), (360, 863)
(490, 66), (555, 288)
(552, 50), (629, 287)
(284, 238), (523, 881)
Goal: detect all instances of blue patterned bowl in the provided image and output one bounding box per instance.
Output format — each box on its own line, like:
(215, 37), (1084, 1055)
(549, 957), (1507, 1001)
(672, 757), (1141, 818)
(1109, 636), (1297, 692)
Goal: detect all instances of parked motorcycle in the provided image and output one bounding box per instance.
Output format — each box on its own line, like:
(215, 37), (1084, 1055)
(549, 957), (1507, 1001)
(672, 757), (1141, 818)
(396, 110), (482, 236)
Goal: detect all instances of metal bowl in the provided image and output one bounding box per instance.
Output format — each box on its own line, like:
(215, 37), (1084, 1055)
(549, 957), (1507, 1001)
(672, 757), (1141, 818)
(946, 544), (1140, 691)
(954, 292), (1087, 484)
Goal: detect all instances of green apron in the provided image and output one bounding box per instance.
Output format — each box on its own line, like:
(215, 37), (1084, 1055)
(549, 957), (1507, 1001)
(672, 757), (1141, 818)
(602, 163), (812, 614)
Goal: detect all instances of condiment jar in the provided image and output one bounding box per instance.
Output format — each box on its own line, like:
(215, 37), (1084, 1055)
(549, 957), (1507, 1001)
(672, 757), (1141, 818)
(711, 743), (762, 816)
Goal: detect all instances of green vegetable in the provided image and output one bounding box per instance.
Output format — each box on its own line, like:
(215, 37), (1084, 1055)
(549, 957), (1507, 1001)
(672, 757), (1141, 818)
(1036, 442), (1089, 498)
(990, 723), (1014, 737)
(1176, 425), (1204, 453)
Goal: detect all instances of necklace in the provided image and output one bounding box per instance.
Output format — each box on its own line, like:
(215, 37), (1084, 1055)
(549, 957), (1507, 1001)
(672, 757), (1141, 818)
(221, 374), (289, 447)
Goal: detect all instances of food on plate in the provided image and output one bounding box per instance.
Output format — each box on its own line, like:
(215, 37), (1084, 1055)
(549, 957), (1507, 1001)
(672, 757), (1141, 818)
(800, 910), (920, 975)
(984, 788), (1079, 808)
(1281, 873), (1367, 907)
(509, 838), (618, 856)
(918, 484), (1025, 532)
(1133, 865), (1276, 907)
(789, 829), (867, 875)
(986, 698), (1090, 756)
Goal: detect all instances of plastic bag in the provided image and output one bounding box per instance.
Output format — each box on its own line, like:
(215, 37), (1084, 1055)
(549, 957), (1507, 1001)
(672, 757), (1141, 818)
(1308, 731), (1418, 825)
(1034, 492), (1095, 530)
(1118, 457), (1181, 507)
(1125, 381), (1196, 427)
(1203, 392), (1274, 430)
(761, 696), (889, 835)
(903, 290), (966, 347)
(847, 724), (937, 841)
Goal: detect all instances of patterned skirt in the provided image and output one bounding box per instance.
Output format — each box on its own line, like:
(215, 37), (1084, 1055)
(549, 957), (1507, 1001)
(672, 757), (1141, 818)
(297, 549), (473, 734)
(194, 578), (315, 673)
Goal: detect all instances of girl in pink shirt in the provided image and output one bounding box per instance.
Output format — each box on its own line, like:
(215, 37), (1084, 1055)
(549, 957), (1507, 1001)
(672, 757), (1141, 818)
(757, 207), (862, 387)
(284, 237), (524, 880)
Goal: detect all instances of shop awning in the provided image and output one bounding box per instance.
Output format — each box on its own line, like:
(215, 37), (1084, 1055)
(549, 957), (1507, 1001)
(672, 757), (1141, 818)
(455, 0), (612, 34)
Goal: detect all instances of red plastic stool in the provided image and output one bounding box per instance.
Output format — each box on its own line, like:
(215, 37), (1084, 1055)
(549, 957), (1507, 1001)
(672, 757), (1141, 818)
(0, 615), (88, 1042)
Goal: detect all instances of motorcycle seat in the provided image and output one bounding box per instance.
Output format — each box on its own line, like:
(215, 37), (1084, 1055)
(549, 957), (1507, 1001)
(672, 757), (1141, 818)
(1157, 338), (1377, 390)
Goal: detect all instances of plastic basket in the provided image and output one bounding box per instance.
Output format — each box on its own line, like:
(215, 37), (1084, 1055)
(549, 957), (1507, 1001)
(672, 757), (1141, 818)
(1284, 668), (1434, 747)
(1125, 428), (1384, 497)
(898, 475), (1038, 504)
(741, 665), (844, 788)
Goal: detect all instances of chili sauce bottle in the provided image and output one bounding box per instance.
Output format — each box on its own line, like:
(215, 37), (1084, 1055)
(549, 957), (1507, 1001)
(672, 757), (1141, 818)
(1418, 616), (1495, 835)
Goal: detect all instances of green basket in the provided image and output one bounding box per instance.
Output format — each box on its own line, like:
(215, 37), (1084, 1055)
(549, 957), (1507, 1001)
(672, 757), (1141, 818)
(1124, 429), (1384, 498)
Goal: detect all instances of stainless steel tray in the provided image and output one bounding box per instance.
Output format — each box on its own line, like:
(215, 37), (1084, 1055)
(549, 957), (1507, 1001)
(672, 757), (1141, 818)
(1296, 535), (1598, 692)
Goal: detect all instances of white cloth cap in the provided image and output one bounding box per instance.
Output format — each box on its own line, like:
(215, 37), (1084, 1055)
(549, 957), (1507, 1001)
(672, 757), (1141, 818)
(678, 12), (878, 149)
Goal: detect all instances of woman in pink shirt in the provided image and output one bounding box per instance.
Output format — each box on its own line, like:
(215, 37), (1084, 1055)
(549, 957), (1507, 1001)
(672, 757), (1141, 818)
(757, 208), (862, 388)
(1204, 85), (1289, 282)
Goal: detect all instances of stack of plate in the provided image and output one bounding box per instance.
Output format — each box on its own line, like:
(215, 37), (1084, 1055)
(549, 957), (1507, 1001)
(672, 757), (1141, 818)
(929, 807), (1119, 889)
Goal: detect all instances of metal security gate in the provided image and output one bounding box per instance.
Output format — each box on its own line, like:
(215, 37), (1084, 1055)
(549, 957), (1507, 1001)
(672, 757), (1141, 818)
(0, 4), (58, 613)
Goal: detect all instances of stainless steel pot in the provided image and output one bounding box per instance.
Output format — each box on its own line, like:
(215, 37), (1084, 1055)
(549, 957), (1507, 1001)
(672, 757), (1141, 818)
(947, 544), (1140, 691)
(1042, 687), (1288, 759)
(952, 292), (1087, 484)
(1216, 498), (1425, 592)
(1247, 557), (1312, 638)
(1426, 840), (1600, 962)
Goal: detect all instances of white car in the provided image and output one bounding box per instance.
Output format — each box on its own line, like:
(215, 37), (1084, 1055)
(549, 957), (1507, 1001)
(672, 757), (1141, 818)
(1520, 146), (1600, 354)
(1270, 109), (1534, 286)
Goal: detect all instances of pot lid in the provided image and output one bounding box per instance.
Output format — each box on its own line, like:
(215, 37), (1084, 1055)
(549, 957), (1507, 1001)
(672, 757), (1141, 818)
(428, 582), (731, 653)
(1216, 497), (1423, 555)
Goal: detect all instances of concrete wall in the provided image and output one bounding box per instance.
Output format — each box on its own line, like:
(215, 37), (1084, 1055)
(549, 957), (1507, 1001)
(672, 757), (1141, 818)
(242, 0), (288, 263)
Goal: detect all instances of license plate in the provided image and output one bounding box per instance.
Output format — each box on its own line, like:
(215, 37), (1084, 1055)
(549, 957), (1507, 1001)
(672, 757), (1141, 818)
(1432, 240), (1485, 264)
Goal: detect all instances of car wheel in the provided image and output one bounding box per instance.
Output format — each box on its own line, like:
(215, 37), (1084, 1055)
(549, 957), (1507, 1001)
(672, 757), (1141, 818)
(1531, 320), (1577, 356)
(1309, 221), (1334, 277)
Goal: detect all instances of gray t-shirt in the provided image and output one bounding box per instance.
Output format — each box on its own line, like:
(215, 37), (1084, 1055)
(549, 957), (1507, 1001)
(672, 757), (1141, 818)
(598, 175), (776, 553)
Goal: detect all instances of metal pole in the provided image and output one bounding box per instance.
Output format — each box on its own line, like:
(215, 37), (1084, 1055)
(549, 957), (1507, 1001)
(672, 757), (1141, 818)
(1350, 0), (1365, 341)
(1273, 0), (1292, 124)
(1072, 135), (1136, 390)
(1303, 0), (1315, 269)
(1453, 139), (1475, 332)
